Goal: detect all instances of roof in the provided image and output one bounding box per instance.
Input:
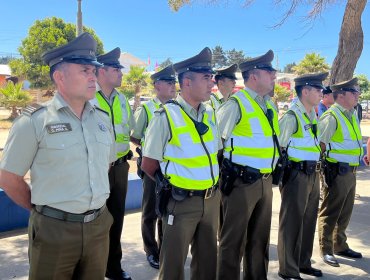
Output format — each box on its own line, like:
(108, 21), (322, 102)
(119, 53), (147, 72)
(0, 65), (11, 76)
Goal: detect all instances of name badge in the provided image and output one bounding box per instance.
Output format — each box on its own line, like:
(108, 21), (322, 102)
(46, 123), (72, 134)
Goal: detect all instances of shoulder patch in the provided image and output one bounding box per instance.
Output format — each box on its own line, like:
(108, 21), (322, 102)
(22, 103), (44, 116)
(94, 106), (109, 116)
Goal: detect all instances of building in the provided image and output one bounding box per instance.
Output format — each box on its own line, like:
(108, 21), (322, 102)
(0, 65), (11, 86)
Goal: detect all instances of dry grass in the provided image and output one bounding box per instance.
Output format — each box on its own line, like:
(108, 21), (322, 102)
(0, 117), (13, 129)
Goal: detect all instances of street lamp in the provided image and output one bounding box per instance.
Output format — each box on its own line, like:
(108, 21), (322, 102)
(77, 0), (83, 36)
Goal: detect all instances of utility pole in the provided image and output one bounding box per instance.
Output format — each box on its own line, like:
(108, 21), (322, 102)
(77, 0), (83, 36)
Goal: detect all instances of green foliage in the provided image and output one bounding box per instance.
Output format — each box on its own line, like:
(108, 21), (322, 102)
(0, 82), (32, 119)
(272, 83), (291, 103)
(10, 17), (104, 89)
(283, 62), (296, 73)
(357, 74), (370, 101)
(212, 46), (228, 68)
(122, 66), (152, 110)
(227, 49), (247, 66)
(159, 58), (173, 69)
(168, 0), (190, 11)
(293, 53), (330, 75)
(0, 56), (13, 64)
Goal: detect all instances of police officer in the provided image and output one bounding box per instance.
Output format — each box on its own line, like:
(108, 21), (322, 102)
(277, 73), (328, 280)
(209, 64), (237, 110)
(90, 47), (134, 280)
(0, 33), (115, 279)
(318, 77), (363, 267)
(217, 50), (279, 280)
(318, 86), (334, 117)
(141, 47), (222, 280)
(130, 65), (177, 269)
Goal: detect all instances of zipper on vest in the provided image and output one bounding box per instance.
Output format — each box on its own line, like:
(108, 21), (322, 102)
(199, 134), (216, 186)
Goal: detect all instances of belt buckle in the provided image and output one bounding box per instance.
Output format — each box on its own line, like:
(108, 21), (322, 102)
(83, 212), (96, 223)
(204, 187), (214, 200)
(316, 161), (321, 172)
(262, 173), (270, 180)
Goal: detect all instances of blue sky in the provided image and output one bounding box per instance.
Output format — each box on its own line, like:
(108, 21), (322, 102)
(1, 0), (369, 77)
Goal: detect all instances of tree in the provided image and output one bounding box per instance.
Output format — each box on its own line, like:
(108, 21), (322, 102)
(283, 62), (296, 73)
(122, 65), (151, 111)
(159, 58), (173, 69)
(358, 74), (370, 112)
(212, 45), (227, 68)
(0, 82), (32, 119)
(227, 49), (246, 66)
(0, 56), (12, 64)
(168, 0), (368, 83)
(292, 53), (330, 75)
(9, 17), (104, 89)
(272, 83), (291, 103)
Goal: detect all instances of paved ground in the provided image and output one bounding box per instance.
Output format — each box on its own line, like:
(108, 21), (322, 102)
(1, 167), (370, 280)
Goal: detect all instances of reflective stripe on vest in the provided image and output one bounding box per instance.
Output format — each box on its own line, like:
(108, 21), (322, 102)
(287, 106), (321, 162)
(94, 92), (131, 158)
(160, 103), (219, 190)
(141, 99), (161, 146)
(224, 89), (280, 173)
(325, 106), (363, 166)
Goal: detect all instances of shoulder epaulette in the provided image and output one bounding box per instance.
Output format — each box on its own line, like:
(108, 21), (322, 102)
(94, 106), (109, 116)
(22, 103), (44, 116)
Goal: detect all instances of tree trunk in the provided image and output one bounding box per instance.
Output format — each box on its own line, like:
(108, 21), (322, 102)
(330, 0), (367, 84)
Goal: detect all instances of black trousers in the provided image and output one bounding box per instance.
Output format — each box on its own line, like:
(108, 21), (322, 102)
(141, 174), (163, 258)
(106, 161), (129, 277)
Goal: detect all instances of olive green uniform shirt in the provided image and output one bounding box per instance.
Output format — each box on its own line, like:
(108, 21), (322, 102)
(278, 99), (318, 147)
(131, 97), (161, 140)
(319, 103), (356, 145)
(217, 86), (271, 141)
(0, 93), (116, 213)
(143, 95), (223, 161)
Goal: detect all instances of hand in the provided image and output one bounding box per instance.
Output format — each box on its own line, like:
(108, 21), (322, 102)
(363, 155), (370, 166)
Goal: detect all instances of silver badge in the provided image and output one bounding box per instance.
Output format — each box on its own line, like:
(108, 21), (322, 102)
(98, 123), (107, 131)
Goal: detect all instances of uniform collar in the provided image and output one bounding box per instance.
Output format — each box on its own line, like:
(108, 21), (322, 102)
(294, 98), (317, 121)
(53, 92), (94, 113)
(176, 94), (206, 119)
(244, 86), (269, 102)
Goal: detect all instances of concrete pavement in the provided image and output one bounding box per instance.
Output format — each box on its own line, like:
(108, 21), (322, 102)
(1, 167), (370, 279)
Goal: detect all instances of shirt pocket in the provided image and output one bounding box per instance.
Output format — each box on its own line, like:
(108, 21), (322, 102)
(94, 131), (114, 163)
(41, 134), (82, 163)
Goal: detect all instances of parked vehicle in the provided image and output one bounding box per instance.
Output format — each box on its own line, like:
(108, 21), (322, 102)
(278, 101), (290, 111)
(128, 96), (152, 109)
(361, 101), (369, 111)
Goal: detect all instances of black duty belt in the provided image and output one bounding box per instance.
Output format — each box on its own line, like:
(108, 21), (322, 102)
(112, 150), (133, 166)
(289, 160), (321, 173)
(171, 185), (218, 201)
(326, 161), (357, 174)
(233, 163), (270, 183)
(34, 204), (106, 223)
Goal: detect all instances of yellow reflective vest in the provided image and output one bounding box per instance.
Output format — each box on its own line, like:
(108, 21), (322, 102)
(160, 103), (219, 190)
(324, 105), (363, 166)
(224, 89), (280, 173)
(141, 99), (161, 146)
(92, 91), (131, 158)
(287, 105), (321, 162)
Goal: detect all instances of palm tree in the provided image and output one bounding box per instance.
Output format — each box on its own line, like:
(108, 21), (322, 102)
(0, 82), (32, 119)
(122, 66), (150, 111)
